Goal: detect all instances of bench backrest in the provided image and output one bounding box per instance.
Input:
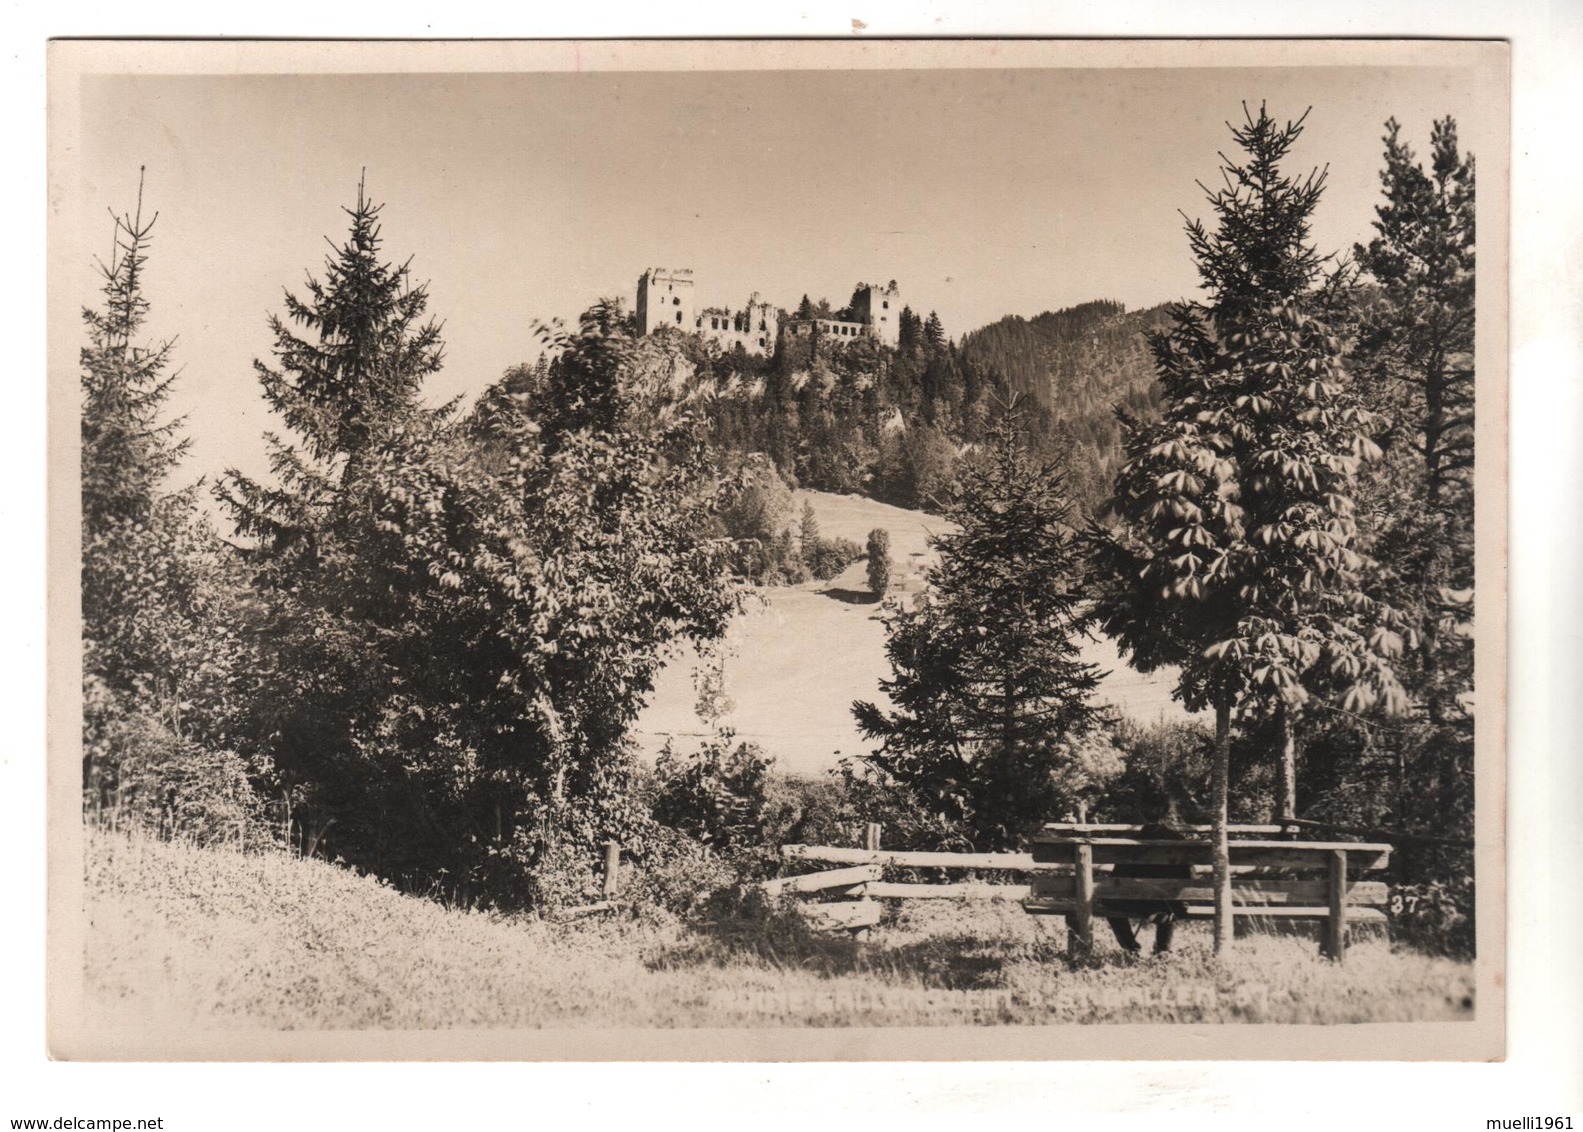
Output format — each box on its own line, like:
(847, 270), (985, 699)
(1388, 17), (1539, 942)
(1041, 822), (1299, 837)
(1026, 836), (1393, 915)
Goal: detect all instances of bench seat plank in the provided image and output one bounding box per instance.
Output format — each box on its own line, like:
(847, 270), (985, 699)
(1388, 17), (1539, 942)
(1029, 875), (1387, 906)
(1022, 897), (1389, 923)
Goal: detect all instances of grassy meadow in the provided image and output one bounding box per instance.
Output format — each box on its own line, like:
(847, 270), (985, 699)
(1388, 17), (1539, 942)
(83, 830), (1475, 1030)
(633, 491), (1192, 775)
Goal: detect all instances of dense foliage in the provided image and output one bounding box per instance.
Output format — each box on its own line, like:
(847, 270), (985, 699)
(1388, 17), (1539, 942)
(216, 186), (739, 906)
(865, 527), (892, 597)
(681, 295), (1171, 521)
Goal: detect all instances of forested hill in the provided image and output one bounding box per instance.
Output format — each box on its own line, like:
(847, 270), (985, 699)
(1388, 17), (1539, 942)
(956, 300), (1173, 510)
(960, 299), (1165, 419)
(548, 297), (1177, 521)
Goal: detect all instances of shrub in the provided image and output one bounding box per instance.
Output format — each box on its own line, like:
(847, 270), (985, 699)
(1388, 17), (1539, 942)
(807, 535), (864, 581)
(84, 694), (274, 850)
(1388, 875), (1475, 960)
(830, 756), (978, 852)
(865, 528), (892, 596)
(515, 827), (608, 913)
(621, 825), (740, 919)
(651, 730), (775, 851)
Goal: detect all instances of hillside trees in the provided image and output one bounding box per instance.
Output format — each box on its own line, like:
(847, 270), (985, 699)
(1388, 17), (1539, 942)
(854, 410), (1108, 850)
(81, 173), (261, 839)
(218, 183), (736, 904)
(1088, 105), (1408, 952)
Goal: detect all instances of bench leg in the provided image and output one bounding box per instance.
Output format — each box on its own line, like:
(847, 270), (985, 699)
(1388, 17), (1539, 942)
(1323, 849), (1348, 962)
(1069, 843), (1095, 956)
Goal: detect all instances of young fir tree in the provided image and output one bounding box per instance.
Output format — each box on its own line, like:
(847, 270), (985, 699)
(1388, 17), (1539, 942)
(798, 499), (821, 564)
(854, 409), (1106, 850)
(215, 178), (451, 875)
(81, 172), (185, 538)
(897, 305), (923, 355)
(1088, 104), (1407, 952)
(80, 172), (253, 829)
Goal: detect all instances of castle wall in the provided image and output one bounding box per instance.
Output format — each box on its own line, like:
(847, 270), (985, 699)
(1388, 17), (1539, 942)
(693, 296), (778, 354)
(783, 317), (871, 342)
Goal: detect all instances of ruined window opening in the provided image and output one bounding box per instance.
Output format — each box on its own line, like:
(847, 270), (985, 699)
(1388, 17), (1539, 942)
(676, 312), (683, 324)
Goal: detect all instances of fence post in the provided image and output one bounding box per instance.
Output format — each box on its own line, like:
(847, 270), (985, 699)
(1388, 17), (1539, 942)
(1070, 841), (1094, 955)
(602, 840), (621, 899)
(864, 822), (882, 852)
(1325, 849), (1348, 962)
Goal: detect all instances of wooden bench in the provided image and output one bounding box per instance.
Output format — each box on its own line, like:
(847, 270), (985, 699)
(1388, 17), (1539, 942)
(1022, 832), (1392, 961)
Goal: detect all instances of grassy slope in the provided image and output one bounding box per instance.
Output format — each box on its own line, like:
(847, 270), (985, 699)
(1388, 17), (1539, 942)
(84, 831), (1474, 1030)
(633, 490), (1192, 776)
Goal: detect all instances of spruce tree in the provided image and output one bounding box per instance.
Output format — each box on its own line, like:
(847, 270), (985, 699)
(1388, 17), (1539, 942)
(80, 171), (185, 537)
(1344, 118), (1476, 875)
(798, 500), (821, 564)
(80, 171), (250, 827)
(854, 409), (1105, 850)
(897, 305), (922, 354)
(1353, 117), (1476, 731)
(1089, 105), (1407, 951)
(215, 178), (450, 873)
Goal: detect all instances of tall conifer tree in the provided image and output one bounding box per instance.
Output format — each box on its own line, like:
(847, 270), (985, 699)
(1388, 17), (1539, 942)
(1090, 105), (1406, 951)
(855, 409), (1105, 850)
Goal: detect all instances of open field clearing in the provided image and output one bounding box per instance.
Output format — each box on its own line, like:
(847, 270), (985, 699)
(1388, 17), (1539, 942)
(84, 831), (1473, 1030)
(634, 491), (1192, 775)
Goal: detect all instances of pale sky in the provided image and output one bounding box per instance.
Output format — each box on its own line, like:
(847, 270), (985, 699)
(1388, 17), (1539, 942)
(58, 61), (1484, 506)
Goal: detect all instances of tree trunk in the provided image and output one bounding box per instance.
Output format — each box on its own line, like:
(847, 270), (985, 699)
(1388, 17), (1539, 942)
(1276, 700), (1298, 822)
(1212, 701), (1233, 955)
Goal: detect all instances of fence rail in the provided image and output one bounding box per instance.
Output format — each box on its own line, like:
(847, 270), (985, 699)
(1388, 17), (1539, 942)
(780, 844), (1037, 871)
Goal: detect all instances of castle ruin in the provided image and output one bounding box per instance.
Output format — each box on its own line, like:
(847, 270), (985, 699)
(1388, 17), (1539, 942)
(635, 269), (902, 355)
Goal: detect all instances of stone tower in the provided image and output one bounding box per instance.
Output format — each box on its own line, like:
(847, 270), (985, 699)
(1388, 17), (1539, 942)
(850, 280), (902, 348)
(636, 268), (696, 337)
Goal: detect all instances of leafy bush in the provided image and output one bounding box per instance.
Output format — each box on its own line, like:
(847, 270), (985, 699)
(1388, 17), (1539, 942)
(621, 824), (740, 919)
(1388, 875), (1474, 960)
(830, 757), (979, 852)
(1099, 718), (1275, 824)
(718, 457), (806, 584)
(651, 730), (775, 852)
(806, 535), (864, 581)
(84, 694), (274, 850)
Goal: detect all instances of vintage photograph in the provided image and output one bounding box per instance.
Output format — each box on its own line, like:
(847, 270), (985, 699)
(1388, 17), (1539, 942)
(47, 39), (1507, 1060)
